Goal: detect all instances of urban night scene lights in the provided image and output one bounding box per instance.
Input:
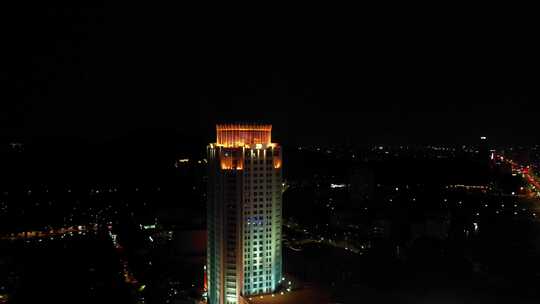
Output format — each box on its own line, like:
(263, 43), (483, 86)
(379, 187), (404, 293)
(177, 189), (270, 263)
(1, 4), (539, 304)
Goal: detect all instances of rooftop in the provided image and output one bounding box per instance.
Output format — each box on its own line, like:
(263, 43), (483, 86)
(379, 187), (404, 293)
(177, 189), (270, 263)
(216, 124), (273, 147)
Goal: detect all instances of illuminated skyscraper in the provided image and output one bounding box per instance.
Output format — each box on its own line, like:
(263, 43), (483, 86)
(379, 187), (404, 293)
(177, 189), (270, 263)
(207, 124), (283, 304)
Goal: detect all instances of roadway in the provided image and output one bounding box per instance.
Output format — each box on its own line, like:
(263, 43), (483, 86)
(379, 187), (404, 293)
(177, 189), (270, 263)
(494, 153), (540, 196)
(0, 224), (99, 240)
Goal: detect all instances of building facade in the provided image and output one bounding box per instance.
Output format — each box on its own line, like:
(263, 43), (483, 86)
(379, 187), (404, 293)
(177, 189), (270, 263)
(207, 124), (283, 304)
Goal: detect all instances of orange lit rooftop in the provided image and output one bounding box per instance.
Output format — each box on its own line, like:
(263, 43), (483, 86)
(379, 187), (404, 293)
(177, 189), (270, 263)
(216, 124), (273, 147)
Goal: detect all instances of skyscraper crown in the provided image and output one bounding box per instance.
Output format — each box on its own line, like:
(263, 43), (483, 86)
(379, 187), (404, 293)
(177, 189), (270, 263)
(216, 124), (272, 147)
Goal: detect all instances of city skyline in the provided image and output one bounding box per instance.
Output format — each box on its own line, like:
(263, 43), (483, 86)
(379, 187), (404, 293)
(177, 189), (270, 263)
(2, 5), (540, 304)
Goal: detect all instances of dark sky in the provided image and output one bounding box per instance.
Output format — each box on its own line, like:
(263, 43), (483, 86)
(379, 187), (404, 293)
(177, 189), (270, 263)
(1, 5), (538, 146)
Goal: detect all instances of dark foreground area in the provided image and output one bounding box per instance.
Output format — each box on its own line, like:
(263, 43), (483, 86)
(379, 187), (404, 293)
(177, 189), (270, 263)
(1, 234), (131, 304)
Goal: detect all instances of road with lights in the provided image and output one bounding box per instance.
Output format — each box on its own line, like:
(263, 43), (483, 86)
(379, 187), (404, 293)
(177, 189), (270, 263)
(0, 224), (99, 240)
(494, 153), (540, 196)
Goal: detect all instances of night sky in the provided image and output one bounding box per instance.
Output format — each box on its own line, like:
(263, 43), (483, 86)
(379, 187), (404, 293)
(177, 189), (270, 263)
(2, 5), (537, 146)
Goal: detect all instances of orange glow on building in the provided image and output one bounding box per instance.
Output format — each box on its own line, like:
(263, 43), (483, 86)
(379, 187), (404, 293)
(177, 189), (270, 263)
(218, 148), (245, 170)
(204, 265), (208, 292)
(216, 124), (272, 147)
(208, 123), (283, 303)
(220, 156), (233, 170)
(220, 159), (244, 170)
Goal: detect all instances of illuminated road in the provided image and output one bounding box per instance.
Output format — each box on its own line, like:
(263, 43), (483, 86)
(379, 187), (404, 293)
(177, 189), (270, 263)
(107, 226), (146, 304)
(524, 172), (540, 193)
(284, 222), (364, 255)
(0, 224), (146, 303)
(495, 153), (540, 197)
(0, 224), (99, 240)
